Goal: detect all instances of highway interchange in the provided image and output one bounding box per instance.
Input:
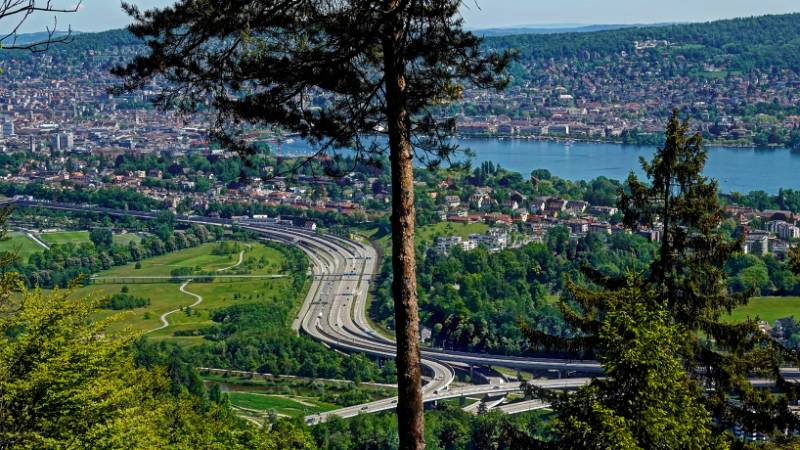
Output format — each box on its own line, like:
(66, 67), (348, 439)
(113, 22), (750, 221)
(11, 199), (799, 424)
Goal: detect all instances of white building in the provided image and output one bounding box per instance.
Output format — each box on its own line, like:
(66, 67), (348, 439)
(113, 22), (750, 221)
(745, 231), (770, 256)
(435, 236), (476, 255)
(767, 220), (800, 241)
(470, 228), (509, 252)
(52, 132), (74, 151)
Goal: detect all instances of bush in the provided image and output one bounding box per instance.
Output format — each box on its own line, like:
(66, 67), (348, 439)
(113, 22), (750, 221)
(100, 293), (148, 310)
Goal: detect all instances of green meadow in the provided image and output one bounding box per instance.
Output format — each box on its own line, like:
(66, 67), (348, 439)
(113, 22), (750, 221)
(726, 296), (800, 325)
(77, 241), (298, 344)
(373, 221), (489, 252)
(226, 392), (338, 417)
(0, 232), (46, 261)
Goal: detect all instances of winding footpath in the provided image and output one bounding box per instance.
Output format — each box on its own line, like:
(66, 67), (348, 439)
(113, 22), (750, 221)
(146, 248), (245, 334)
(145, 281), (203, 334)
(216, 250), (245, 272)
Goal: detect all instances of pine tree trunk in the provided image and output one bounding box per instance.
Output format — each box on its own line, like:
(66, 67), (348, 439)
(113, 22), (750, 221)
(383, 3), (425, 448)
(387, 108), (425, 449)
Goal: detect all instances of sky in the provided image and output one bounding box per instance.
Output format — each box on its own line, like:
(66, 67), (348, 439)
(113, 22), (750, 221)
(7, 0), (800, 34)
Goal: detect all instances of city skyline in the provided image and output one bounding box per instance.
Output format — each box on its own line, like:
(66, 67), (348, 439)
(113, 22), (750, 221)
(5, 0), (800, 34)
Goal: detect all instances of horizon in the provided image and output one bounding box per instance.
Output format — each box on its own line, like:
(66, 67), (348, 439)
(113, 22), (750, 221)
(5, 0), (800, 34)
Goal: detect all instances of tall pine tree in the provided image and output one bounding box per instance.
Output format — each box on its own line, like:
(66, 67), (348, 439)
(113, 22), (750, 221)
(113, 2), (510, 447)
(526, 111), (800, 445)
(621, 111), (799, 437)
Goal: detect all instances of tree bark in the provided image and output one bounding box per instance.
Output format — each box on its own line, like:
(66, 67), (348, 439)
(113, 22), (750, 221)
(383, 3), (425, 449)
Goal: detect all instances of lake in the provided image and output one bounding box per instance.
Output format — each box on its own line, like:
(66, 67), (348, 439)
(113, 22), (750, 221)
(276, 138), (800, 194)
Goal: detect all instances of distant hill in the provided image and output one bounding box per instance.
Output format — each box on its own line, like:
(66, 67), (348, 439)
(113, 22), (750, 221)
(5, 12), (800, 73)
(0, 28), (141, 60)
(0, 30), (82, 47)
(475, 23), (666, 37)
(50, 28), (141, 52)
(486, 13), (800, 71)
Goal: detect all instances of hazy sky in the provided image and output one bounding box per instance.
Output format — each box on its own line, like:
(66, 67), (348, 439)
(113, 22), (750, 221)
(9, 0), (800, 34)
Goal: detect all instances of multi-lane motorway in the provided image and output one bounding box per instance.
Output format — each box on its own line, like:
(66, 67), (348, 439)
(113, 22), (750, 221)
(13, 200), (797, 424)
(232, 220), (595, 423)
(10, 200), (592, 420)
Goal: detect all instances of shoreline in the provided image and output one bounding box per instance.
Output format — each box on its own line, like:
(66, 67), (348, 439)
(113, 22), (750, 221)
(276, 133), (791, 152)
(454, 134), (790, 151)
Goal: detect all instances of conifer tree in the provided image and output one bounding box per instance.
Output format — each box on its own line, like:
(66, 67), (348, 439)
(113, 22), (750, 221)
(532, 275), (723, 449)
(526, 111), (800, 445)
(620, 111), (799, 436)
(113, 2), (510, 447)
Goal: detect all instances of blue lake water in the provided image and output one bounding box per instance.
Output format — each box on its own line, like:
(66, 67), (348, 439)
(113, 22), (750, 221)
(277, 138), (800, 194)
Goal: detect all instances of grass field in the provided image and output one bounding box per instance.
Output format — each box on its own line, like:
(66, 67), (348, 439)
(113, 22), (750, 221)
(40, 231), (90, 246)
(8, 230), (142, 255)
(77, 241), (300, 343)
(726, 297), (800, 325)
(0, 232), (47, 262)
(112, 232), (142, 246)
(99, 242), (285, 278)
(202, 374), (395, 419)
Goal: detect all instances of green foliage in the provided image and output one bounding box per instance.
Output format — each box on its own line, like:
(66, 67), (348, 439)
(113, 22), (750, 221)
(0, 283), (307, 449)
(189, 302), (394, 383)
(89, 227), (114, 248)
(212, 240), (242, 256)
(620, 112), (800, 436)
(372, 232), (656, 355)
(16, 224), (218, 288)
(534, 276), (723, 449)
(0, 182), (165, 211)
(100, 292), (149, 310)
(488, 14), (800, 73)
(311, 406), (545, 450)
(526, 111), (800, 445)
(170, 266), (194, 278)
(792, 248), (800, 275)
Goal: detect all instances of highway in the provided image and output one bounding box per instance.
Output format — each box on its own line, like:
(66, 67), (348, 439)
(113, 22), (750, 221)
(11, 199), (590, 419)
(13, 200), (799, 422)
(232, 221), (594, 423)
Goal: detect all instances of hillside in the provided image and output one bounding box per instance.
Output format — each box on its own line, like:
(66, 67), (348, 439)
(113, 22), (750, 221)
(2, 13), (799, 148)
(474, 23), (649, 37)
(9, 13), (799, 70)
(487, 13), (800, 71)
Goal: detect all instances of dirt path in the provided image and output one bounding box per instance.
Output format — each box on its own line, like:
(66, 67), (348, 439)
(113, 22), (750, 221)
(145, 280), (203, 334)
(216, 250), (245, 272)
